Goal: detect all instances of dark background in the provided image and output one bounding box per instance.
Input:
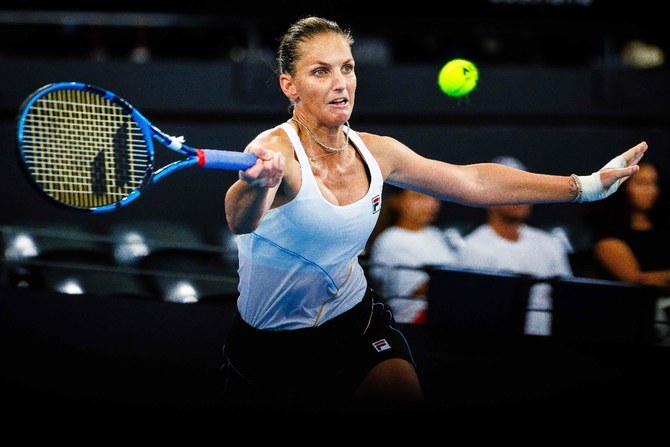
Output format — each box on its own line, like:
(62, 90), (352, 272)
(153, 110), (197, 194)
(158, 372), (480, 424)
(2, 2), (669, 247)
(1, 2), (670, 432)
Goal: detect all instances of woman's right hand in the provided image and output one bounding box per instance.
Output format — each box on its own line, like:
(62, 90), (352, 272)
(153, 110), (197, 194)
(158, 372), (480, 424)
(239, 146), (285, 189)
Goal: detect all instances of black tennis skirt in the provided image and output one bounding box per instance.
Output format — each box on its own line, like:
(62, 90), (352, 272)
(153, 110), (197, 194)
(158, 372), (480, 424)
(220, 288), (415, 411)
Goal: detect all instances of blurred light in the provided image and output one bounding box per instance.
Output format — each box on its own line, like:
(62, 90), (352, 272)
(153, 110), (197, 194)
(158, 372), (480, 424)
(491, 155), (527, 171)
(229, 46), (246, 63)
(222, 231), (239, 265)
(4, 232), (39, 260)
(621, 40), (665, 69)
(56, 279), (84, 295)
(165, 281), (199, 303)
(114, 231), (149, 265)
(130, 44), (151, 63)
(353, 36), (392, 65)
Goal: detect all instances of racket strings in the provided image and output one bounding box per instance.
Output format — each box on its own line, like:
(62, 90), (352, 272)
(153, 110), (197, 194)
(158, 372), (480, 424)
(21, 89), (151, 208)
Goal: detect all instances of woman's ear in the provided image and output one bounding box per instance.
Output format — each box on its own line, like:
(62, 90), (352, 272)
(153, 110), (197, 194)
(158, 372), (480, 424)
(279, 73), (298, 101)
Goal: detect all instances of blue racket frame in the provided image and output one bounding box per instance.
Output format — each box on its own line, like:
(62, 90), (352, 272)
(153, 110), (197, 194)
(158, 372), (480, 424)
(17, 82), (257, 213)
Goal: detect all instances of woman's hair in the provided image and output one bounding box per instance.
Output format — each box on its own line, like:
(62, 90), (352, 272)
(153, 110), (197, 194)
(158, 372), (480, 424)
(582, 159), (670, 229)
(276, 16), (354, 114)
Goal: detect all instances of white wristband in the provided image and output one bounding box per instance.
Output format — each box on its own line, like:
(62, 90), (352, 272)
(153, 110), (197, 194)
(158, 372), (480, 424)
(575, 155), (626, 203)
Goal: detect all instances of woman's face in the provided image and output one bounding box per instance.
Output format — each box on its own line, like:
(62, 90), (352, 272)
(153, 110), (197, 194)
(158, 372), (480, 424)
(283, 32), (356, 126)
(626, 162), (659, 212)
(394, 190), (442, 226)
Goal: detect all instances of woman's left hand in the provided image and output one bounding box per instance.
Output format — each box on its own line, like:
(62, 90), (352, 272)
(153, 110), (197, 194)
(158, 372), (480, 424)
(577, 141), (648, 202)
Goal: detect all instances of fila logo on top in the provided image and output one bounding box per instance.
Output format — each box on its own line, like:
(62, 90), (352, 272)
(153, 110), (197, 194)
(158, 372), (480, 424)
(371, 194), (381, 214)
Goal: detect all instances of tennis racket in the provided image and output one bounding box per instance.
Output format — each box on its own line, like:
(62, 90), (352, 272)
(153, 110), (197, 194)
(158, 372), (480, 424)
(16, 82), (258, 213)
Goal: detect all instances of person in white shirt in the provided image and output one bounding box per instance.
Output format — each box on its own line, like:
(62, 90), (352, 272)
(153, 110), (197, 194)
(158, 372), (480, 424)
(369, 186), (457, 323)
(456, 156), (574, 335)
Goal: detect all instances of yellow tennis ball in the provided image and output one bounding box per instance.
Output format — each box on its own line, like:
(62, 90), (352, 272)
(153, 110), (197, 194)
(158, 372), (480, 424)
(438, 59), (479, 97)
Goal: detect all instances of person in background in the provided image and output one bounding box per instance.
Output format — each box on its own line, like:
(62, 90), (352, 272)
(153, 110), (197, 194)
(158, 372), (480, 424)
(368, 186), (457, 324)
(222, 15), (647, 413)
(455, 156), (574, 335)
(583, 159), (670, 341)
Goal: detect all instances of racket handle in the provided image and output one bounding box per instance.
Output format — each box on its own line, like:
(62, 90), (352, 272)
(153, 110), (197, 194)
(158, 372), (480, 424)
(197, 149), (258, 170)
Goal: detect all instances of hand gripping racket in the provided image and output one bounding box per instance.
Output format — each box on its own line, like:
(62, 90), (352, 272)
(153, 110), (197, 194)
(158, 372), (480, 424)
(16, 82), (258, 213)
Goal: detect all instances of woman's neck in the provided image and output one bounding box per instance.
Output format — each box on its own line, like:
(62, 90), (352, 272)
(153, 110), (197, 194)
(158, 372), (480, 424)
(490, 221), (521, 241)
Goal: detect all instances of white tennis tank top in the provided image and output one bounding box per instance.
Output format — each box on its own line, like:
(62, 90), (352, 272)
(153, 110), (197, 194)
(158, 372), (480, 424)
(235, 122), (384, 330)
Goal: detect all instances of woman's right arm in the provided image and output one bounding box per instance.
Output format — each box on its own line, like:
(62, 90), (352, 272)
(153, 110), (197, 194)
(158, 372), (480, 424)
(224, 133), (287, 234)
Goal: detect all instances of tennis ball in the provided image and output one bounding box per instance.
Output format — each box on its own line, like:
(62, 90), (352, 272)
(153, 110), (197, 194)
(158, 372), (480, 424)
(438, 59), (479, 97)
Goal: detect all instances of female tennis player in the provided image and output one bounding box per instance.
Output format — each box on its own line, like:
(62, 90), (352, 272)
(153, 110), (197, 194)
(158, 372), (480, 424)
(221, 16), (648, 414)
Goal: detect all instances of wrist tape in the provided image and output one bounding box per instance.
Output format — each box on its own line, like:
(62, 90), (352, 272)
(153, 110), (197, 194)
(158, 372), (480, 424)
(574, 155), (625, 203)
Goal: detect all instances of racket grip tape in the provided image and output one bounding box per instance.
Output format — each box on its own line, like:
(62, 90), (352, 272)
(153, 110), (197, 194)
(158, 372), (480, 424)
(197, 149), (258, 170)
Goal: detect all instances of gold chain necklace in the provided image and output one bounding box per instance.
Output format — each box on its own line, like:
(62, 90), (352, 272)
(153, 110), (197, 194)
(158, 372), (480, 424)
(307, 150), (339, 163)
(291, 117), (350, 162)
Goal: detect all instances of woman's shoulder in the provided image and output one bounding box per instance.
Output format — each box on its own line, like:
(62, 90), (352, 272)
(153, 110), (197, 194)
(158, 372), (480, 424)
(355, 131), (424, 177)
(246, 123), (299, 163)
(590, 221), (628, 241)
(354, 130), (406, 149)
(252, 124), (292, 147)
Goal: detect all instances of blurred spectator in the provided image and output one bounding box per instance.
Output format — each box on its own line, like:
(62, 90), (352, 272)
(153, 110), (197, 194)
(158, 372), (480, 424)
(368, 186), (457, 324)
(582, 159), (670, 341)
(129, 27), (152, 64)
(455, 156), (573, 336)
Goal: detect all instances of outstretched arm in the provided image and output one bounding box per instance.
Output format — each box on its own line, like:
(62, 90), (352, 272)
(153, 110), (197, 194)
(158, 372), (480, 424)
(382, 140), (648, 207)
(573, 142), (647, 202)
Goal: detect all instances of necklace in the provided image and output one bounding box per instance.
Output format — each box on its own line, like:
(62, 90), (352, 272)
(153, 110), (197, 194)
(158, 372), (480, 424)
(307, 150), (339, 163)
(291, 117), (350, 161)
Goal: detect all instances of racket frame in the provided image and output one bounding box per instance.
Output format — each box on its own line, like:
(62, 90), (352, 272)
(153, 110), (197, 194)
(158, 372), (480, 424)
(16, 82), (255, 213)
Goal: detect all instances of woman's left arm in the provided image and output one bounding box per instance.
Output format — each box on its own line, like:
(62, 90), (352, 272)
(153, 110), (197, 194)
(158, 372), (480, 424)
(378, 138), (647, 207)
